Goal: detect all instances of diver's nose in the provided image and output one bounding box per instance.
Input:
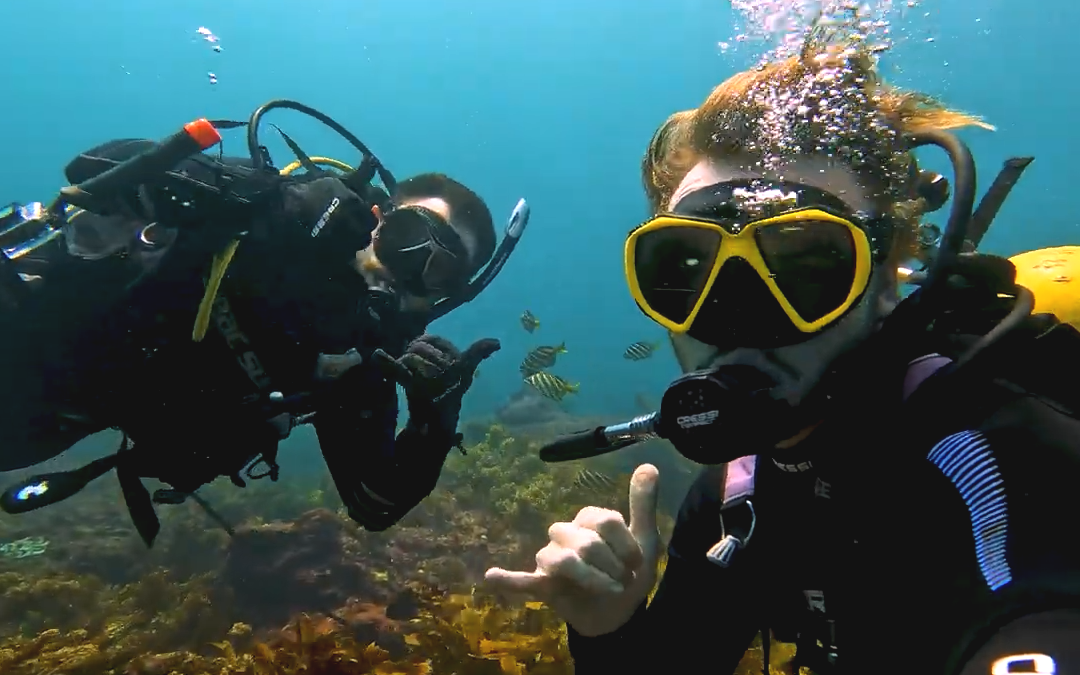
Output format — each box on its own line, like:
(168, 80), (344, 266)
(692, 257), (801, 350)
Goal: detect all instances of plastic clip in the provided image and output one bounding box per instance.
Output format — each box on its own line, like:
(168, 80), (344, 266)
(705, 500), (757, 568)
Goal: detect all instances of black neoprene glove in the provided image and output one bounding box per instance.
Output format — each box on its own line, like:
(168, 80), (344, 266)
(372, 334), (501, 449)
(280, 175), (379, 268)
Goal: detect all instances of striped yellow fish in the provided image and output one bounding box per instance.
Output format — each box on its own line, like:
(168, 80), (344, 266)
(571, 468), (618, 493)
(525, 371), (579, 401)
(520, 310), (540, 333)
(623, 340), (661, 361)
(520, 342), (567, 378)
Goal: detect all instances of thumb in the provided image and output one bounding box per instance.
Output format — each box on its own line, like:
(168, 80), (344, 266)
(627, 464), (660, 548)
(461, 338), (501, 371)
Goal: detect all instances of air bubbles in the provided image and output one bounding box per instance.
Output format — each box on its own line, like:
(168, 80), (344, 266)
(708, 0), (916, 186)
(724, 0), (899, 63)
(196, 26), (222, 51)
(195, 27), (223, 85)
(196, 27), (223, 54)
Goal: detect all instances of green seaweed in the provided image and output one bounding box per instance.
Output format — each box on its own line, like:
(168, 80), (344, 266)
(0, 537), (48, 559)
(0, 419), (781, 674)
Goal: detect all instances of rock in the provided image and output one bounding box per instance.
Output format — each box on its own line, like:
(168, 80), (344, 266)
(494, 386), (570, 428)
(222, 506), (527, 631)
(223, 509), (377, 626)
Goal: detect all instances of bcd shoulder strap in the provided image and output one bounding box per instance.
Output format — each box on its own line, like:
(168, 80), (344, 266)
(903, 317), (1080, 445)
(972, 319), (1080, 420)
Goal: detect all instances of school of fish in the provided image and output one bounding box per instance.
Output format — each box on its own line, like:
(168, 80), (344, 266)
(516, 309), (661, 403)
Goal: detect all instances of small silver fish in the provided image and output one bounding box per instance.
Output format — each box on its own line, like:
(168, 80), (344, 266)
(624, 341), (660, 361)
(520, 309), (540, 333)
(520, 342), (567, 378)
(525, 371), (579, 401)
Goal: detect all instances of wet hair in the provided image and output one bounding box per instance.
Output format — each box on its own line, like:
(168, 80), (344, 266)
(642, 35), (994, 264)
(642, 109), (697, 214)
(394, 173), (496, 277)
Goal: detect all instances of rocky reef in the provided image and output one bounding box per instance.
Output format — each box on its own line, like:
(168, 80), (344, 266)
(0, 421), (790, 674)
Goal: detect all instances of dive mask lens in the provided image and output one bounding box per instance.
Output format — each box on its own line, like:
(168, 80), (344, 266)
(753, 219), (859, 323)
(421, 245), (470, 296)
(632, 225), (723, 325)
(375, 206), (469, 296)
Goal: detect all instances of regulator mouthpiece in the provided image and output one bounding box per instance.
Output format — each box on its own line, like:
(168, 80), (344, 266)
(658, 364), (786, 465)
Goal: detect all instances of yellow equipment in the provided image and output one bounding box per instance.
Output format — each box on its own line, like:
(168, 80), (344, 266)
(1009, 246), (1080, 329)
(279, 156), (354, 176)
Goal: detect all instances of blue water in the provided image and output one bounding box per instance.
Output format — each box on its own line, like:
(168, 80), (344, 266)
(4, 0), (1076, 433)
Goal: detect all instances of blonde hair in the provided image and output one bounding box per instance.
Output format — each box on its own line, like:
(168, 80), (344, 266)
(642, 109), (697, 213)
(642, 38), (993, 262)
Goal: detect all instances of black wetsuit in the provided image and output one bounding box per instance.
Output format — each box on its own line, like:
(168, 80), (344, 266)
(0, 140), (447, 531)
(567, 322), (1080, 674)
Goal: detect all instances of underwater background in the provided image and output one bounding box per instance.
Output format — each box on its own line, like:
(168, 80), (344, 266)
(2, 0), (1077, 673)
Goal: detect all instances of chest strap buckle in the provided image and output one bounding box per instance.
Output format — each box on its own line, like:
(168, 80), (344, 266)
(706, 499), (757, 568)
(706, 455), (759, 568)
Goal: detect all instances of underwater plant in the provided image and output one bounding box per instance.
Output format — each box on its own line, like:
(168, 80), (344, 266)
(0, 537), (48, 559)
(0, 418), (789, 675)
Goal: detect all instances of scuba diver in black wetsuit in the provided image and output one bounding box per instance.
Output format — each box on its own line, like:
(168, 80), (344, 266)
(0, 99), (531, 546)
(485, 45), (1080, 675)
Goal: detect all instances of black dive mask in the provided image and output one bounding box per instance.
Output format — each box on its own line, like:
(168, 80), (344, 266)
(657, 364), (799, 464)
(373, 205), (470, 298)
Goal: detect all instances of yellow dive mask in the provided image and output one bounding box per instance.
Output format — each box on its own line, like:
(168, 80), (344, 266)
(624, 180), (891, 349)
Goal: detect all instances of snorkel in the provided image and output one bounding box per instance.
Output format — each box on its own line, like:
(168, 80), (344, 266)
(539, 131), (1036, 465)
(427, 197), (531, 322)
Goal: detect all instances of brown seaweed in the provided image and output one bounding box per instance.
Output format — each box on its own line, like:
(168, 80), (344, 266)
(0, 421), (790, 675)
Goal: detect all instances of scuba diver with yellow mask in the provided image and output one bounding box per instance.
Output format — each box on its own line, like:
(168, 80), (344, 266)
(485, 44), (1080, 675)
(0, 100), (531, 546)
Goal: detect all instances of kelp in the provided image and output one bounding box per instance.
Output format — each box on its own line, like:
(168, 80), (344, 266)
(0, 591), (571, 674)
(0, 420), (772, 674)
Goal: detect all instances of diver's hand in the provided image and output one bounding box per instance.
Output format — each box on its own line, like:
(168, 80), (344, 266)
(281, 175), (378, 263)
(372, 335), (500, 438)
(484, 464), (661, 637)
